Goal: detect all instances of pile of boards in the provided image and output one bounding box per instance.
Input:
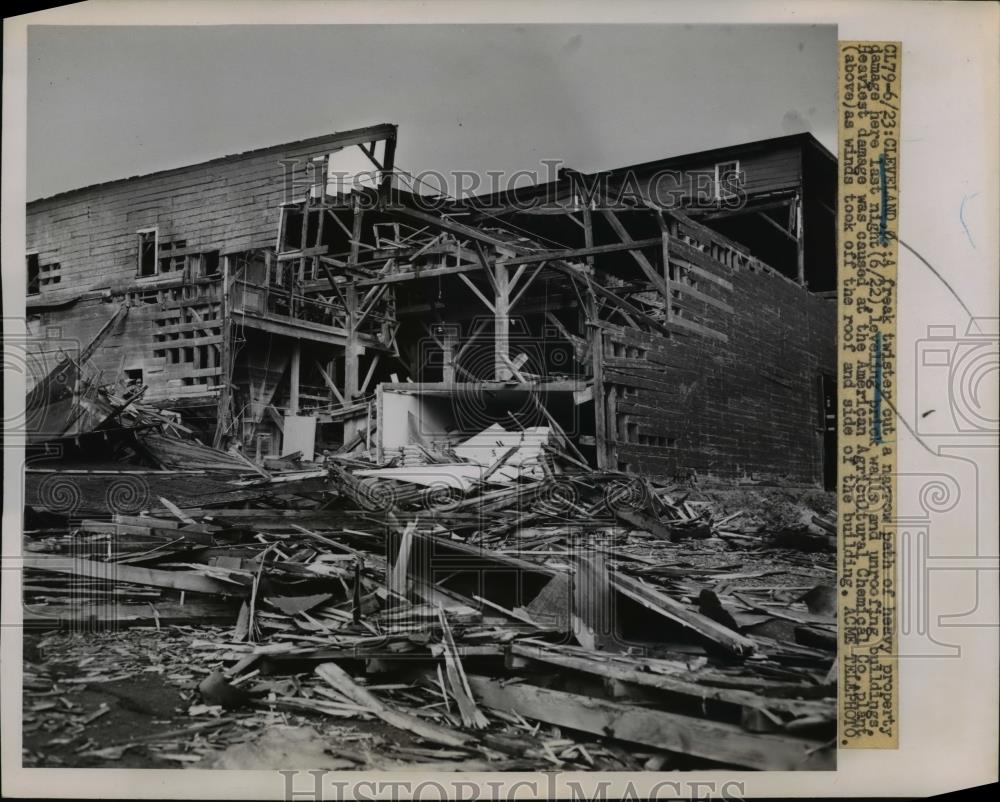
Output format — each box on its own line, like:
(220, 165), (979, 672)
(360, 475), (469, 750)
(23, 443), (837, 771)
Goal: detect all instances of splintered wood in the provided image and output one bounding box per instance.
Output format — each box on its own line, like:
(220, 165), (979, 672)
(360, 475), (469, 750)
(23, 443), (839, 770)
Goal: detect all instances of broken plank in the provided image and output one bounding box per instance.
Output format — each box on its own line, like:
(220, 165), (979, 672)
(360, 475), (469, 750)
(158, 497), (198, 525)
(466, 676), (832, 770)
(509, 643), (834, 719)
(23, 555), (248, 597)
(612, 573), (757, 657)
(315, 662), (473, 749)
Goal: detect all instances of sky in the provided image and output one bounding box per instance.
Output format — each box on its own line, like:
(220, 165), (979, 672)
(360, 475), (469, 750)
(26, 24), (836, 200)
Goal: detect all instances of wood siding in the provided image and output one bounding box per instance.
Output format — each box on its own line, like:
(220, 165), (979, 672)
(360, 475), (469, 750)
(26, 128), (393, 306)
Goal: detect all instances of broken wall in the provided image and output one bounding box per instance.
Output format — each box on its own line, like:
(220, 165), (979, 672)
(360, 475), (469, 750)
(25, 128), (394, 305)
(603, 264), (836, 484)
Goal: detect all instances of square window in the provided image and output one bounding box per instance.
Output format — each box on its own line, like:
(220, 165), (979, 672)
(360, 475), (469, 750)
(714, 160), (741, 201)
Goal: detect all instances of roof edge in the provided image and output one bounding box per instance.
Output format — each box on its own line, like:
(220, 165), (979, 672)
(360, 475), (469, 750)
(28, 123), (397, 206)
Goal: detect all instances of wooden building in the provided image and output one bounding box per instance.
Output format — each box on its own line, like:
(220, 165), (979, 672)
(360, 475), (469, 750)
(25, 127), (837, 486)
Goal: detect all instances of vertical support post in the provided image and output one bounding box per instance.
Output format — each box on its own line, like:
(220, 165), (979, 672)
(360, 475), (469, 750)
(375, 384), (384, 463)
(795, 192), (806, 286)
(494, 259), (511, 380)
(345, 195), (365, 402)
(344, 285), (359, 401)
(350, 197), (364, 267)
(310, 156), (326, 201)
(607, 386), (619, 471)
(442, 328), (457, 384)
(581, 204), (608, 469)
(289, 339), (301, 415)
(212, 255), (232, 449)
(591, 324), (608, 470)
(657, 213), (673, 321)
(582, 205), (595, 265)
(380, 132), (397, 200)
(326, 358), (338, 402)
(365, 400), (372, 452)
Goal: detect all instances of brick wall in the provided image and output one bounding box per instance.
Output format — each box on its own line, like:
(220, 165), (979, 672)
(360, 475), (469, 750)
(603, 262), (836, 485)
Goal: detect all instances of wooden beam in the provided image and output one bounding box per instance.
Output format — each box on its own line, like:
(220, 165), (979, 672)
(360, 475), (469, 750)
(509, 262), (546, 310)
(354, 260), (484, 288)
(697, 195), (797, 222)
(288, 339), (301, 414)
(212, 256), (232, 449)
(354, 284), (388, 329)
(358, 142), (384, 171)
(755, 209), (798, 242)
(657, 213), (673, 321)
(391, 206), (519, 252)
(496, 238), (662, 267)
(457, 272), (496, 314)
(590, 326), (608, 469)
(359, 354), (381, 396)
(612, 572), (757, 656)
(316, 662), (472, 748)
(379, 133), (397, 198)
(795, 192), (806, 285)
(264, 404), (285, 432)
(23, 555), (248, 597)
(498, 352), (528, 383)
(315, 361), (347, 407)
(600, 210), (670, 299)
(453, 319), (489, 363)
(466, 677), (833, 770)
(473, 241), (500, 296)
(493, 260), (512, 380)
(510, 642), (835, 718)
(344, 286), (360, 401)
(349, 200), (365, 266)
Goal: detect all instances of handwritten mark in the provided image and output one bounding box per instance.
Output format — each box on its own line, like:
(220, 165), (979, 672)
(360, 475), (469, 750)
(873, 330), (883, 445)
(897, 237), (979, 329)
(959, 192), (979, 249)
(878, 153), (889, 246)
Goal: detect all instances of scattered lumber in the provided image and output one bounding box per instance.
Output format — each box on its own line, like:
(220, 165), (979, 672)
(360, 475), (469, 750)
(22, 421), (838, 770)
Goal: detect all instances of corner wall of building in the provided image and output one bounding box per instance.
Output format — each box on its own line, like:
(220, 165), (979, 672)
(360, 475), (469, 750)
(602, 265), (836, 485)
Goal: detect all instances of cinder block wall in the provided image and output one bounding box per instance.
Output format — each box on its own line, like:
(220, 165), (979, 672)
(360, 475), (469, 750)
(603, 264), (836, 485)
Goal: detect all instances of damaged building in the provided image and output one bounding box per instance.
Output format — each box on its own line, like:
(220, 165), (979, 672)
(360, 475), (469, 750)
(21, 124), (841, 771)
(25, 124), (836, 487)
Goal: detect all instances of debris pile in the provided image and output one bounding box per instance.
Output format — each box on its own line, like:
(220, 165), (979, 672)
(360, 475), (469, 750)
(23, 425), (837, 771)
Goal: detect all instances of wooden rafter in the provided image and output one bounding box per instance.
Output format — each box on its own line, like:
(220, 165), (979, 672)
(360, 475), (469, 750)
(457, 272), (496, 314)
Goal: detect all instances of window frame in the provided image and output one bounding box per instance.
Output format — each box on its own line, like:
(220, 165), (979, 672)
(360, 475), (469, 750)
(136, 227), (160, 278)
(713, 160), (741, 201)
(26, 252), (40, 295)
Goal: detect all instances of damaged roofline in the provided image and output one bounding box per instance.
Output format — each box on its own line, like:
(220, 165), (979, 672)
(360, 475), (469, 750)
(27, 122), (398, 206)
